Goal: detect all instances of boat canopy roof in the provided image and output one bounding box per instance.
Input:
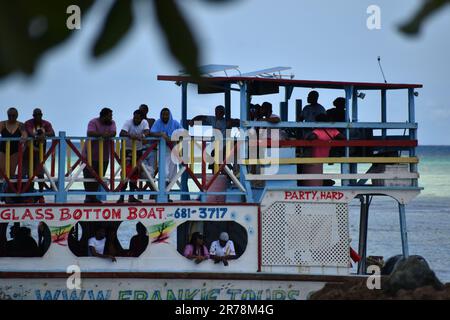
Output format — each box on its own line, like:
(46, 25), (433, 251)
(157, 75), (422, 91)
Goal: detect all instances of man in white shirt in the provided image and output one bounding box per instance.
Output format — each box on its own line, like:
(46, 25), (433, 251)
(118, 110), (150, 203)
(209, 232), (236, 266)
(88, 228), (116, 262)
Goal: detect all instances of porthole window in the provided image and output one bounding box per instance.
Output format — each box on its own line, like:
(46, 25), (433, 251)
(177, 221), (248, 264)
(0, 221), (51, 257)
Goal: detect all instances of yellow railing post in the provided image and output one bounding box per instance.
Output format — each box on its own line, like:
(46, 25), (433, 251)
(190, 137), (195, 171)
(98, 139), (104, 177)
(226, 139), (231, 165)
(131, 140), (137, 169)
(115, 140), (120, 156)
(87, 139), (92, 167)
(66, 146), (71, 172)
(5, 141), (10, 178)
(80, 139), (85, 152)
(121, 139), (126, 180)
(28, 140), (34, 177)
(39, 142), (44, 163)
(214, 139), (220, 174)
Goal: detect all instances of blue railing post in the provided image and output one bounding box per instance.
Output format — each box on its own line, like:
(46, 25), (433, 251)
(408, 88), (418, 187)
(157, 138), (168, 202)
(55, 131), (67, 203)
(342, 86), (353, 186)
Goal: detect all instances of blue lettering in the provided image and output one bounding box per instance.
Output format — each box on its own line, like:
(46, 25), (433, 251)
(226, 289), (241, 300)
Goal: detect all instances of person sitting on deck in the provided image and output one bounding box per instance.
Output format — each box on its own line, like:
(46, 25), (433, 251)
(24, 108), (55, 203)
(118, 110), (150, 203)
(128, 222), (149, 257)
(183, 232), (209, 264)
(209, 232), (236, 266)
(150, 108), (183, 190)
(82, 108), (116, 204)
(88, 227), (117, 262)
(302, 113), (345, 187)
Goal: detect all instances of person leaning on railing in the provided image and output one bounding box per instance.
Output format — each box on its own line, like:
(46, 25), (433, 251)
(118, 109), (150, 203)
(82, 108), (116, 204)
(24, 108), (55, 203)
(0, 108), (27, 199)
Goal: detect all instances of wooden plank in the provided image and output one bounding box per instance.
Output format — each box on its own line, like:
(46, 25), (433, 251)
(242, 157), (419, 165)
(245, 173), (419, 181)
(249, 139), (418, 148)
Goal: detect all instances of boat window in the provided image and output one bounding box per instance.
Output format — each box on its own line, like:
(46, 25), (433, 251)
(68, 221), (123, 257)
(177, 221), (248, 262)
(0, 221), (51, 257)
(117, 221), (149, 257)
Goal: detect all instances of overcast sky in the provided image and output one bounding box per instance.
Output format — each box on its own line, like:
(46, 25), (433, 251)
(1, 0), (449, 144)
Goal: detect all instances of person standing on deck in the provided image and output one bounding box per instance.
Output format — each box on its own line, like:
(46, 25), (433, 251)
(24, 108), (55, 203)
(82, 108), (116, 204)
(151, 108), (182, 188)
(0, 108), (28, 181)
(299, 91), (326, 122)
(326, 97), (346, 123)
(139, 104), (157, 180)
(188, 105), (240, 171)
(303, 114), (345, 186)
(118, 110), (150, 203)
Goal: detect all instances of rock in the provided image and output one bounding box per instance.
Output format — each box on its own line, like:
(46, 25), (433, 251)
(309, 255), (447, 300)
(385, 255), (444, 294)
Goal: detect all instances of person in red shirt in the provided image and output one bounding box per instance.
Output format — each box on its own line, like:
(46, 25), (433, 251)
(24, 108), (55, 202)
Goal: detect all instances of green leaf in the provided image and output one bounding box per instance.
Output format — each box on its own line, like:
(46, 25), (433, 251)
(153, 0), (200, 78)
(0, 0), (94, 79)
(399, 0), (450, 36)
(92, 0), (134, 58)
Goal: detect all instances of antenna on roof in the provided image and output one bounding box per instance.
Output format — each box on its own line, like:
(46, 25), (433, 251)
(377, 56), (387, 84)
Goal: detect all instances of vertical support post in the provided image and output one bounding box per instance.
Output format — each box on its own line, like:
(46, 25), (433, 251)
(225, 83), (231, 122)
(381, 89), (387, 139)
(239, 82), (251, 201)
(157, 138), (168, 202)
(357, 195), (369, 274)
(240, 82), (248, 123)
(55, 131), (67, 203)
(280, 102), (288, 122)
(342, 86), (352, 186)
(180, 82), (190, 200)
(351, 89), (359, 176)
(398, 203), (409, 258)
(408, 88), (418, 187)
